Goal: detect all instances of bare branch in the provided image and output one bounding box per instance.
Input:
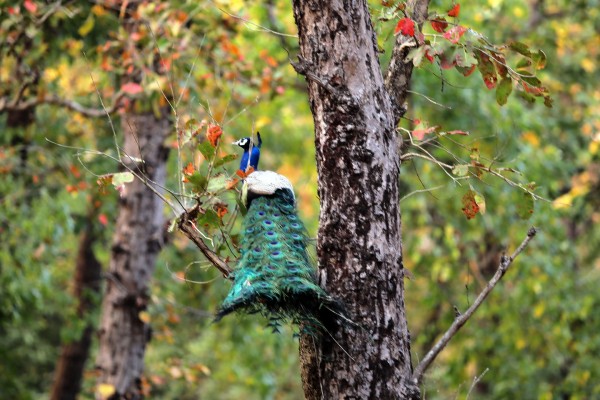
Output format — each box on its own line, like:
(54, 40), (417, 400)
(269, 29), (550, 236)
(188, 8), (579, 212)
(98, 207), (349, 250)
(0, 91), (126, 118)
(384, 0), (430, 125)
(411, 227), (538, 385)
(178, 205), (233, 279)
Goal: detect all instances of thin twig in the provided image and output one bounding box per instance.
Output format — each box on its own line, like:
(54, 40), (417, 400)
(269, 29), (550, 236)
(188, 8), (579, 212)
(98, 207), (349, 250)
(466, 368), (489, 399)
(411, 227), (537, 385)
(407, 90), (452, 109)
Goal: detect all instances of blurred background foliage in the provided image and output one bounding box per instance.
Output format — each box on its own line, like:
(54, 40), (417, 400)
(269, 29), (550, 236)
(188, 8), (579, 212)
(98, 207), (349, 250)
(0, 0), (598, 399)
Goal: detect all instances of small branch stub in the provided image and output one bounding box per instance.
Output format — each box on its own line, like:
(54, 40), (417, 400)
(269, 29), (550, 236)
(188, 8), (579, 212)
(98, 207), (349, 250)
(177, 205), (233, 279)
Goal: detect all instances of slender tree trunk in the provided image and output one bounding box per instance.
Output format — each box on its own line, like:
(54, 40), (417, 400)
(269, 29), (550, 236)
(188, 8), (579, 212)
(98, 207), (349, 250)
(291, 1), (422, 398)
(51, 217), (102, 400)
(95, 112), (170, 399)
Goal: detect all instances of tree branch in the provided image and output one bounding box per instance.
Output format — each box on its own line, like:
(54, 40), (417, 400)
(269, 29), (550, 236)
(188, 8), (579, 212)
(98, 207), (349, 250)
(0, 91), (126, 118)
(177, 205), (233, 279)
(384, 0), (430, 125)
(411, 227), (538, 385)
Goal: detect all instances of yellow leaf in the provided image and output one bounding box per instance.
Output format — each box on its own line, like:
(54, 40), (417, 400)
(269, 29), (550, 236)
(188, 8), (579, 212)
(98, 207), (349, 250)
(78, 15), (95, 37)
(91, 4), (107, 16)
(581, 57), (595, 73)
(512, 6), (525, 17)
(96, 383), (116, 399)
(139, 311), (151, 323)
(522, 131), (540, 147)
(553, 192), (573, 209)
(255, 116), (271, 129)
(533, 303), (545, 318)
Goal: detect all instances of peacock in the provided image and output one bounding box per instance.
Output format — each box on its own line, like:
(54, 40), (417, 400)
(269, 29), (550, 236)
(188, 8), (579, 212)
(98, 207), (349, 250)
(216, 169), (349, 334)
(233, 132), (262, 172)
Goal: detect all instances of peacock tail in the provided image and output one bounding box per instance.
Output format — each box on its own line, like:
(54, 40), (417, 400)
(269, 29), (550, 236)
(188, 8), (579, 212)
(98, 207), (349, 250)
(216, 170), (348, 334)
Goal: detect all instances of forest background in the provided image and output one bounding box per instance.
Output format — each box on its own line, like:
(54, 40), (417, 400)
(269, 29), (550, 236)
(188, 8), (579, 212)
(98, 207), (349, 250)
(1, 0), (599, 399)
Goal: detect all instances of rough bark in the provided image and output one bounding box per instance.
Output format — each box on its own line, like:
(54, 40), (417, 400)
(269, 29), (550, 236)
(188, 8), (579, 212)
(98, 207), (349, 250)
(51, 218), (102, 400)
(95, 112), (170, 399)
(291, 1), (421, 398)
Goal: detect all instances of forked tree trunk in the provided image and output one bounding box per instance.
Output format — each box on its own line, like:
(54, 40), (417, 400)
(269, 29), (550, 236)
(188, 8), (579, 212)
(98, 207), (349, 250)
(95, 112), (170, 399)
(51, 218), (102, 400)
(291, 1), (421, 398)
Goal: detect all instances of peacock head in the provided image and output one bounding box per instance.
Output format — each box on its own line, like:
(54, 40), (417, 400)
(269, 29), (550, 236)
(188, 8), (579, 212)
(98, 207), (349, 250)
(232, 132), (261, 151)
(242, 170), (295, 208)
(232, 136), (252, 151)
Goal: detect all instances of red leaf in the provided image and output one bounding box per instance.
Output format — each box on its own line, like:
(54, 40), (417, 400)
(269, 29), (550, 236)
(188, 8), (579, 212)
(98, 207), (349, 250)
(443, 26), (467, 44)
(182, 162), (194, 176)
(226, 178), (240, 190)
(121, 82), (143, 95)
(448, 3), (460, 17)
(24, 0), (37, 13)
(463, 64), (476, 77)
(430, 18), (448, 33)
(412, 126), (438, 140)
(447, 130), (469, 135)
(395, 18), (415, 37)
(98, 214), (108, 226)
(215, 204), (228, 218)
(439, 53), (456, 69)
(236, 166), (255, 179)
(206, 125), (222, 147)
(523, 82), (544, 95)
(461, 190), (480, 220)
(484, 75), (498, 89)
(425, 49), (434, 63)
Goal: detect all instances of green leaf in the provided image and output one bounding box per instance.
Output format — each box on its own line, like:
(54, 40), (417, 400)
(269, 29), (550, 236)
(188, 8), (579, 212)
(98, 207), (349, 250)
(508, 41), (531, 57)
(197, 209), (221, 229)
(516, 57), (532, 71)
(521, 75), (542, 88)
(185, 118), (199, 130)
(407, 46), (426, 66)
(532, 49), (547, 70)
(214, 154), (238, 168)
(111, 172), (134, 187)
(198, 141), (216, 161)
(236, 196), (248, 216)
(516, 192), (535, 220)
(496, 76), (513, 106)
(167, 218), (178, 233)
(474, 50), (497, 89)
(456, 50), (478, 68)
(452, 164), (469, 176)
(187, 172), (207, 193)
(474, 191), (486, 214)
(207, 174), (228, 193)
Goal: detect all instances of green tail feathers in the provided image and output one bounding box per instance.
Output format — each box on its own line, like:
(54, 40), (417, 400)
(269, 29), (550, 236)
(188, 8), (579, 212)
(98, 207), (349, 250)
(216, 187), (348, 333)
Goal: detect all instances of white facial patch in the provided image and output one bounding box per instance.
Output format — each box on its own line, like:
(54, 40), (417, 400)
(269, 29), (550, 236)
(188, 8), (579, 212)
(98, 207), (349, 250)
(233, 137), (249, 146)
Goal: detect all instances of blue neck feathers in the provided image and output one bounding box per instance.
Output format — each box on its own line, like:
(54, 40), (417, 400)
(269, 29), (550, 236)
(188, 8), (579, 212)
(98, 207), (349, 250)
(234, 132), (262, 171)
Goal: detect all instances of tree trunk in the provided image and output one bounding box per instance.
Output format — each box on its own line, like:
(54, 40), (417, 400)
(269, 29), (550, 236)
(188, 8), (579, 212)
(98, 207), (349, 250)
(291, 1), (420, 398)
(51, 217), (102, 400)
(95, 112), (170, 399)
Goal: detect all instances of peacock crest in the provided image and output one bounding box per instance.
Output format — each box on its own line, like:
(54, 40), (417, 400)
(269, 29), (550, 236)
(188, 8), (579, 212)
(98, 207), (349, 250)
(216, 163), (349, 334)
